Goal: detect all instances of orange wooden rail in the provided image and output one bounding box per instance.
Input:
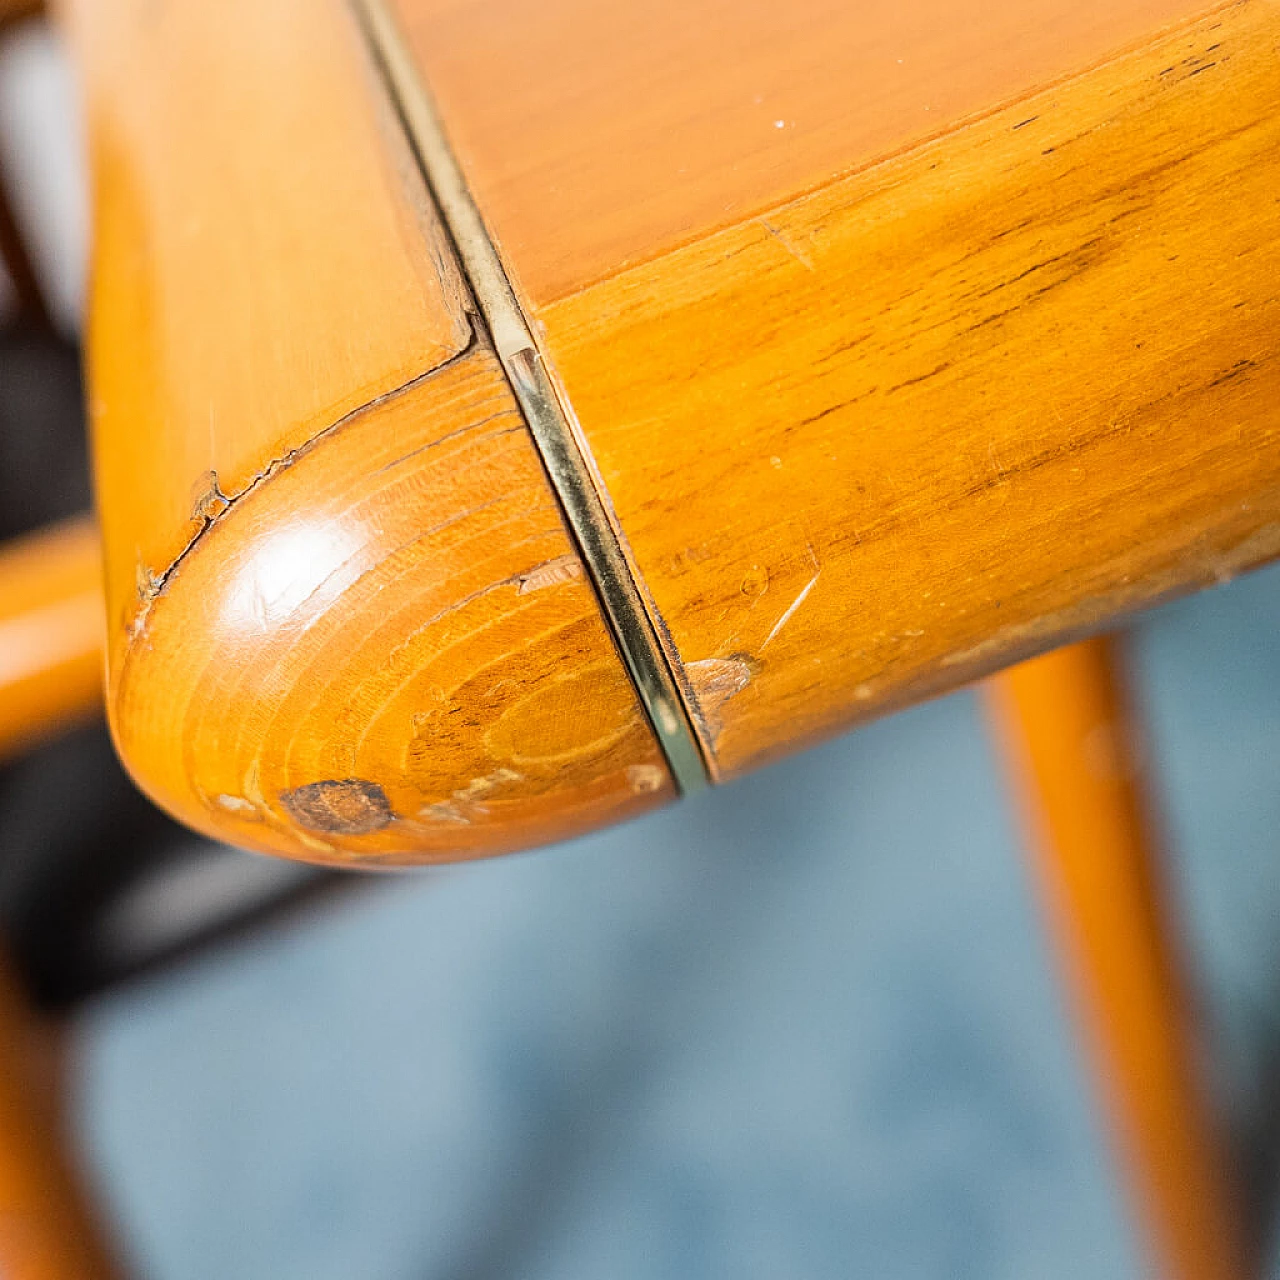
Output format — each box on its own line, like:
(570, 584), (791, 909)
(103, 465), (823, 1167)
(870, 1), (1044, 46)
(0, 518), (103, 763)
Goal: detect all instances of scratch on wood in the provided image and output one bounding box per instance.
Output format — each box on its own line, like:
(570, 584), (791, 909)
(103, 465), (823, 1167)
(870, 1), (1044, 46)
(418, 767), (524, 823)
(518, 554), (583, 594)
(759, 218), (815, 271)
(761, 541), (822, 651)
(761, 570), (819, 651)
(372, 410), (520, 475)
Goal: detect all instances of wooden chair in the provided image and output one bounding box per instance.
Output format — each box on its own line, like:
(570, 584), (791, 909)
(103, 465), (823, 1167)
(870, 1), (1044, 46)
(4, 0), (1278, 1273)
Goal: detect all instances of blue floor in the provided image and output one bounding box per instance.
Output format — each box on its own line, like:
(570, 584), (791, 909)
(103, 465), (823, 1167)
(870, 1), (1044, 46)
(73, 561), (1280, 1280)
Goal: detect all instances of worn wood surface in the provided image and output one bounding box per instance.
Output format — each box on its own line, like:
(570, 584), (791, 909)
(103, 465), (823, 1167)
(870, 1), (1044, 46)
(68, 0), (672, 864)
(108, 345), (673, 864)
(400, 0), (1280, 778)
(391, 0), (1217, 304)
(65, 0), (1280, 855)
(0, 518), (103, 762)
(987, 638), (1245, 1280)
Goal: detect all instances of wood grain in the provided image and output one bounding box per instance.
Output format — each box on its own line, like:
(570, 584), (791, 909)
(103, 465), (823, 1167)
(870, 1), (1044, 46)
(68, 0), (470, 656)
(69, 0), (673, 863)
(525, 0), (1280, 778)
(69, 0), (1280, 853)
(987, 639), (1244, 1280)
(0, 518), (103, 762)
(109, 344), (673, 864)
(392, 0), (1220, 303)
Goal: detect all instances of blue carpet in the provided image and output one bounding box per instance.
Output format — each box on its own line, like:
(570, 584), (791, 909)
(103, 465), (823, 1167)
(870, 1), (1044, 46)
(73, 560), (1280, 1280)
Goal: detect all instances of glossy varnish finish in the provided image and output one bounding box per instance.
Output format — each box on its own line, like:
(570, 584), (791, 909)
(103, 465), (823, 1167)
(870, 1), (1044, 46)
(109, 344), (673, 863)
(68, 0), (673, 863)
(395, 0), (1280, 778)
(0, 518), (103, 762)
(71, 0), (471, 646)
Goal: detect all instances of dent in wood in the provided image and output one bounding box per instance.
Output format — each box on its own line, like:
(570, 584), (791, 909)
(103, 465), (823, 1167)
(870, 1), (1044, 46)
(280, 778), (395, 835)
(517, 554), (583, 593)
(685, 656), (754, 743)
(190, 470), (230, 522)
(625, 762), (666, 793)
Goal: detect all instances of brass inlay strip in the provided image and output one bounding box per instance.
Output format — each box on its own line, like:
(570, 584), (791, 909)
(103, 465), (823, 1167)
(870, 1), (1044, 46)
(355, 0), (709, 796)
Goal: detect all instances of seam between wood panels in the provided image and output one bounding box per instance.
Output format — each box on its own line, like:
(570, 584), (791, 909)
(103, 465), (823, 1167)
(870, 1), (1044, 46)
(352, 0), (710, 796)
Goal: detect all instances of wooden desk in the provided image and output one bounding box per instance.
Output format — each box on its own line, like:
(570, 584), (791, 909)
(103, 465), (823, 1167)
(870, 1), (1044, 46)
(63, 0), (1280, 861)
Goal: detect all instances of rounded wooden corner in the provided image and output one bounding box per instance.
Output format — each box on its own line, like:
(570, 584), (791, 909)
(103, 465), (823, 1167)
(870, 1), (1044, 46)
(104, 347), (674, 867)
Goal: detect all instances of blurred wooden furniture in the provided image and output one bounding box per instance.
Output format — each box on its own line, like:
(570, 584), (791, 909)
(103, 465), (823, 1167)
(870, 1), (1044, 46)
(988, 640), (1245, 1280)
(0, 519), (102, 763)
(0, 963), (119, 1278)
(0, 1), (41, 27)
(0, 0), (1273, 1274)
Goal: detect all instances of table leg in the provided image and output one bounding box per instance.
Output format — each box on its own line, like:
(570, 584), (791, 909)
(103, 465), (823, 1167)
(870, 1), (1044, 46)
(985, 635), (1246, 1280)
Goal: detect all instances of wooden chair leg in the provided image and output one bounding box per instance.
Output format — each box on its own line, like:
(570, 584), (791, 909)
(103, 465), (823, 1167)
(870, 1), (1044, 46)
(0, 960), (120, 1278)
(985, 636), (1245, 1280)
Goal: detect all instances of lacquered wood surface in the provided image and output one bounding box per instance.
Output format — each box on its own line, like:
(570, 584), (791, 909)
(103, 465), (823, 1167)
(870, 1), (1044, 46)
(0, 518), (103, 762)
(397, 0), (1280, 779)
(109, 344), (673, 864)
(66, 0), (1280, 857)
(987, 639), (1244, 1280)
(392, 0), (1218, 303)
(69, 0), (673, 864)
(69, 0), (470, 654)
